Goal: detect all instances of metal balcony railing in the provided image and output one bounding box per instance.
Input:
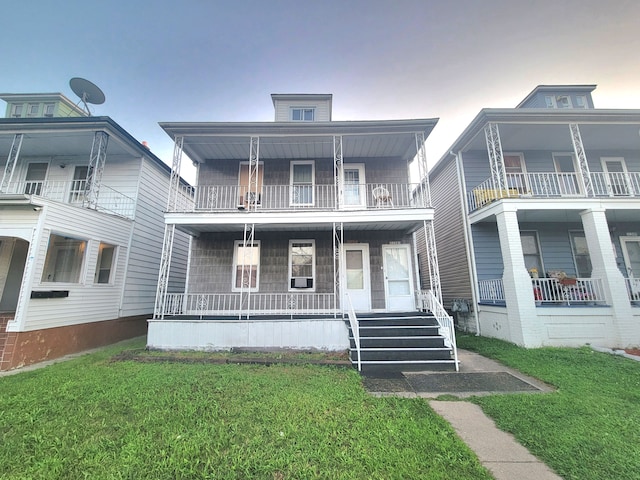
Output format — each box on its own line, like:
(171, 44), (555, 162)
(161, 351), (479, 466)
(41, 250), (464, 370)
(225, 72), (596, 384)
(168, 183), (430, 212)
(468, 171), (640, 211)
(1, 180), (135, 219)
(478, 277), (607, 306)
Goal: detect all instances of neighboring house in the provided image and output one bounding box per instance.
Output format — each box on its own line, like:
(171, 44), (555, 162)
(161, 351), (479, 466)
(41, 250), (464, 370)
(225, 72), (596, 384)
(428, 84), (640, 348)
(0, 92), (189, 370)
(149, 94), (457, 370)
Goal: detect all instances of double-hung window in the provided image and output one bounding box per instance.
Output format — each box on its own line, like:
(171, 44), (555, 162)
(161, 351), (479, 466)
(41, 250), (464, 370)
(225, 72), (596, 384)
(233, 240), (260, 291)
(95, 243), (116, 284)
(41, 233), (87, 283)
(520, 231), (543, 274)
(290, 161), (314, 206)
(289, 240), (315, 290)
(569, 231), (592, 278)
(291, 107), (315, 121)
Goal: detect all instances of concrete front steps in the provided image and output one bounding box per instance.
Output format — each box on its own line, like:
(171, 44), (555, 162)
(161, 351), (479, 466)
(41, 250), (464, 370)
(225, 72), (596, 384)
(347, 313), (457, 372)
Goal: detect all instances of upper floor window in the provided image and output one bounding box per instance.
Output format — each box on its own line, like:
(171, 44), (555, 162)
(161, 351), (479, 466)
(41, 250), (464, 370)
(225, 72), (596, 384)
(44, 103), (55, 117)
(575, 95), (588, 109)
(41, 233), (87, 283)
(291, 107), (315, 121)
(27, 104), (39, 117)
(544, 95), (573, 109)
(11, 104), (23, 117)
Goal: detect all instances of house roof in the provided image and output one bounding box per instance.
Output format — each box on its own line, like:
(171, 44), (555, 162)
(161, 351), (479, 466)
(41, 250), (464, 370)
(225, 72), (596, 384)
(515, 84), (597, 108)
(0, 92), (87, 116)
(429, 108), (640, 178)
(0, 116), (188, 185)
(159, 118), (439, 164)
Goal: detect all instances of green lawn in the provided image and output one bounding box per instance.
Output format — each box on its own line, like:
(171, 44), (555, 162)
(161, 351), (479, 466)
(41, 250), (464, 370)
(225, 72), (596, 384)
(0, 338), (490, 480)
(457, 334), (640, 480)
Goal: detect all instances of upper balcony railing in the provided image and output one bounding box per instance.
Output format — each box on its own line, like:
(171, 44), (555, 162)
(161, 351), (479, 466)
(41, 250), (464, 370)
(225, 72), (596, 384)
(1, 180), (136, 219)
(168, 183), (430, 213)
(469, 171), (640, 211)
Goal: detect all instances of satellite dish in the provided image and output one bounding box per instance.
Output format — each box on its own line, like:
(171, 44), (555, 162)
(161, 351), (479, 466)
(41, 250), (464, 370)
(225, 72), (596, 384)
(69, 77), (105, 115)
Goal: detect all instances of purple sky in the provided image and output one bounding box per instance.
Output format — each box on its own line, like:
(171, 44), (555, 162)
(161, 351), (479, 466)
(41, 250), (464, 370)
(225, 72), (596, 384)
(3, 0), (639, 182)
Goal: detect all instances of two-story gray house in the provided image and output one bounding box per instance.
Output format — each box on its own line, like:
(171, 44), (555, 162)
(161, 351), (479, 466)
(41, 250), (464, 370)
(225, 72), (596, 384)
(429, 85), (640, 348)
(0, 92), (189, 370)
(150, 94), (458, 370)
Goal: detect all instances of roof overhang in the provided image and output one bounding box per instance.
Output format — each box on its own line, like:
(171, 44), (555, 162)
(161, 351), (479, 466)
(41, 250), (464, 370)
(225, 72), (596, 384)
(159, 118), (438, 164)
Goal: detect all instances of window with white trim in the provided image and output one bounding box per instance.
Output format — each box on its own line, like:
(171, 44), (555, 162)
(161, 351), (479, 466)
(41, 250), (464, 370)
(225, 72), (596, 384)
(544, 95), (573, 109)
(10, 104), (23, 117)
(41, 233), (87, 283)
(569, 231), (592, 278)
(95, 243), (116, 284)
(233, 240), (260, 291)
(290, 160), (314, 206)
(575, 95), (588, 109)
(291, 107), (315, 121)
(44, 103), (55, 117)
(289, 240), (315, 290)
(520, 231), (543, 274)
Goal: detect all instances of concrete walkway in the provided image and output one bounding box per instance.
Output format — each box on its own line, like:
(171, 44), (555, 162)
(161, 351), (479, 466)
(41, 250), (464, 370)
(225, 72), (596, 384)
(430, 401), (562, 480)
(363, 349), (562, 479)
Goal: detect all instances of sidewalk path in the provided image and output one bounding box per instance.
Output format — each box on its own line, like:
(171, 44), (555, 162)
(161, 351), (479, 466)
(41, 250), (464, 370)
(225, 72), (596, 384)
(430, 401), (563, 480)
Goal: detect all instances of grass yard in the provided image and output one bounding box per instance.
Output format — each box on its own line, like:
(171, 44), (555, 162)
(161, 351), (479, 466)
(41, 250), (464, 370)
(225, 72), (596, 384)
(0, 338), (491, 480)
(457, 334), (640, 480)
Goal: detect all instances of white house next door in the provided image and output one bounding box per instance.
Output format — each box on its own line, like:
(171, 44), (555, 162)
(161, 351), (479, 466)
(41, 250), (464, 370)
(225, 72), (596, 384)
(343, 244), (371, 311)
(382, 244), (415, 311)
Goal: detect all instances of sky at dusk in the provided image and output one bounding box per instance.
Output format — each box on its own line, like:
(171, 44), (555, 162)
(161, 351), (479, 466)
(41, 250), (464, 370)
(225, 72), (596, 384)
(2, 0), (640, 183)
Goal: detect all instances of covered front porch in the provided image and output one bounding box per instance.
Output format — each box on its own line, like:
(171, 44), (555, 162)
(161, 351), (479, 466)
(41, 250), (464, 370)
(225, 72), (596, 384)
(470, 200), (640, 347)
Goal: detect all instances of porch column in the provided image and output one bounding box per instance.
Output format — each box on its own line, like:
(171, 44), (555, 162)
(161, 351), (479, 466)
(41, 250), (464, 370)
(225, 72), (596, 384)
(84, 131), (109, 209)
(167, 135), (184, 211)
(247, 136), (260, 212)
(496, 206), (541, 346)
(414, 132), (431, 206)
(0, 134), (24, 193)
(580, 208), (637, 346)
(333, 136), (343, 209)
(569, 123), (594, 197)
(484, 123), (507, 192)
(423, 220), (442, 302)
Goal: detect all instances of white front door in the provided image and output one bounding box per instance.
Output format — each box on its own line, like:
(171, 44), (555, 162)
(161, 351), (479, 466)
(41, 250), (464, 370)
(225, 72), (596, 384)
(342, 244), (371, 311)
(382, 244), (415, 311)
(620, 236), (640, 298)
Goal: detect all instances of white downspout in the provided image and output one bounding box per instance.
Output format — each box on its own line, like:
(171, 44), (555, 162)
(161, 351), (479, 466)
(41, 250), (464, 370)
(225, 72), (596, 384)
(453, 151), (481, 335)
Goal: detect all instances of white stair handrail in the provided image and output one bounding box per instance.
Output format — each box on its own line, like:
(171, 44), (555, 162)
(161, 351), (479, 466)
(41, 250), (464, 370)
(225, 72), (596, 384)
(345, 293), (361, 371)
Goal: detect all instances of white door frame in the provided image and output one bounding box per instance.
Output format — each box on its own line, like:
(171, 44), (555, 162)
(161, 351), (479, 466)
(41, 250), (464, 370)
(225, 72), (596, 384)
(620, 236), (640, 297)
(341, 163), (366, 209)
(601, 157), (632, 196)
(382, 243), (415, 312)
(342, 243), (371, 311)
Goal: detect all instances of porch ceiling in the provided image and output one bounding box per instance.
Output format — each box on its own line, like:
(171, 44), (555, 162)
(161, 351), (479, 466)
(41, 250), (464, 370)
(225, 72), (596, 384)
(159, 119), (438, 164)
(0, 125), (139, 159)
(168, 209), (431, 236)
(463, 119), (640, 152)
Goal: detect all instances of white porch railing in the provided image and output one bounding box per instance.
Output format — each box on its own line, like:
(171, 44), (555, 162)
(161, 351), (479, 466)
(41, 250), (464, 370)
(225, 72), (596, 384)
(469, 171), (640, 211)
(417, 290), (458, 371)
(161, 292), (338, 317)
(478, 277), (606, 305)
(478, 279), (505, 303)
(169, 183), (429, 212)
(532, 277), (606, 305)
(1, 180), (135, 219)
(625, 278), (640, 303)
(344, 293), (361, 371)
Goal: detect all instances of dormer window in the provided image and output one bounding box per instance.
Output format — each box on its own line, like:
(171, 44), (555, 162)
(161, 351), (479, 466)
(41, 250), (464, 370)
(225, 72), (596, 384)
(44, 103), (55, 117)
(291, 107), (315, 121)
(544, 95), (573, 109)
(11, 104), (23, 117)
(575, 95), (587, 109)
